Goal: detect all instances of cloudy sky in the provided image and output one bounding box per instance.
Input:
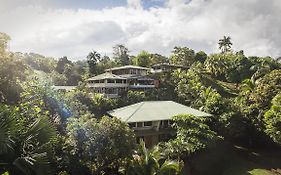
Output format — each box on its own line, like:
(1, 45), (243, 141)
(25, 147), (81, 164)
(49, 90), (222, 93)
(1, 0), (281, 60)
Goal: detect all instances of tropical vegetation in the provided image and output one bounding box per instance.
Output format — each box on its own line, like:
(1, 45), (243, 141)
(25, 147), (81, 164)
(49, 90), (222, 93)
(1, 32), (281, 175)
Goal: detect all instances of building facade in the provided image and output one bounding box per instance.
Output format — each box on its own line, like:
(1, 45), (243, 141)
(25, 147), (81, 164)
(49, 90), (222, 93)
(87, 65), (158, 98)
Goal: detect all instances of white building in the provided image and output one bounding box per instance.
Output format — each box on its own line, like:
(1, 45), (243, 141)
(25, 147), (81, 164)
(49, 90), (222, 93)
(87, 65), (159, 98)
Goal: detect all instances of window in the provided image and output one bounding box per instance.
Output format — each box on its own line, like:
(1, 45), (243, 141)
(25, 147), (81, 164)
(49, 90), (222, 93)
(107, 79), (115, 83)
(131, 69), (137, 74)
(162, 120), (169, 128)
(137, 122), (143, 127)
(128, 123), (136, 128)
(116, 79), (122, 83)
(144, 121), (152, 127)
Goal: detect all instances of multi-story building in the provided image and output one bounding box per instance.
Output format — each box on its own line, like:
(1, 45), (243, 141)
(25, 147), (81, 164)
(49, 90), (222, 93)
(108, 101), (212, 147)
(87, 65), (158, 98)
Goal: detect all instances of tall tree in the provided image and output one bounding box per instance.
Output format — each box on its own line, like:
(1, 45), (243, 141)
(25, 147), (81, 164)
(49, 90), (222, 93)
(0, 32), (10, 57)
(218, 36), (232, 53)
(170, 47), (195, 67)
(66, 116), (136, 174)
(87, 50), (101, 75)
(133, 51), (152, 67)
(195, 51), (207, 63)
(55, 56), (72, 74)
(0, 33), (27, 104)
(113, 44), (130, 65)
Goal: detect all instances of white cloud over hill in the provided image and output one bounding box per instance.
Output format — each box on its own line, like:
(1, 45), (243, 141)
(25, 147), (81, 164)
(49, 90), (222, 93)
(1, 0), (281, 59)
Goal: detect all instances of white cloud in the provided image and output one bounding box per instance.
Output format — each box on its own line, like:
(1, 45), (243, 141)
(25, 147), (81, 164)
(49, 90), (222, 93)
(0, 0), (281, 59)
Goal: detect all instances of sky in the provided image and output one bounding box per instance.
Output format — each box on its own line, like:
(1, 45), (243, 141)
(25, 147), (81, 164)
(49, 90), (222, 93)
(1, 0), (281, 60)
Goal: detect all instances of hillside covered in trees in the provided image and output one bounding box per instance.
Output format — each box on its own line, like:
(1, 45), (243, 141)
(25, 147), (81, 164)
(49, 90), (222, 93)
(1, 32), (281, 175)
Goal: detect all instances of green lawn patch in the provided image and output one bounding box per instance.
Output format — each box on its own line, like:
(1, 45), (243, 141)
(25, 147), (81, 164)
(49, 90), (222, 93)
(189, 143), (281, 175)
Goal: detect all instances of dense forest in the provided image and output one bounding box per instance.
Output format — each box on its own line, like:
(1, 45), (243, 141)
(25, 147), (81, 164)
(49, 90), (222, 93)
(1, 32), (281, 175)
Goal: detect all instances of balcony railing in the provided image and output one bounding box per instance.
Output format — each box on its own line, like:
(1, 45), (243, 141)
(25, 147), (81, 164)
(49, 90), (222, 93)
(128, 84), (155, 88)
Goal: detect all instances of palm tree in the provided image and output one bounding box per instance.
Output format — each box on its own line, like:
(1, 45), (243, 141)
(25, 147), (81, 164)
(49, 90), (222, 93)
(218, 36), (232, 53)
(87, 50), (101, 75)
(120, 140), (182, 175)
(0, 105), (56, 175)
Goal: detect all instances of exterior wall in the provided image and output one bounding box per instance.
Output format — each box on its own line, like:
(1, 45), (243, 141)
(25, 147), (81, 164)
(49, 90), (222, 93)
(130, 120), (175, 147)
(144, 135), (159, 148)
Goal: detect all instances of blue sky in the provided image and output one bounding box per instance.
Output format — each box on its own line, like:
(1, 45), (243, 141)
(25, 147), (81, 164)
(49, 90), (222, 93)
(49, 0), (165, 9)
(1, 0), (281, 60)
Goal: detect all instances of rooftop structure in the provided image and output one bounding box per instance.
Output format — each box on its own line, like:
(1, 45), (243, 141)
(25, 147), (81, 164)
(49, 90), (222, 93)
(151, 63), (188, 73)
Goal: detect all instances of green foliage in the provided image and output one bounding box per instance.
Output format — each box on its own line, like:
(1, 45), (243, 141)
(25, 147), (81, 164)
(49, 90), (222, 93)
(157, 114), (219, 162)
(172, 114), (219, 153)
(174, 68), (203, 105)
(125, 90), (146, 104)
(133, 51), (152, 67)
(0, 105), (57, 175)
(65, 116), (136, 174)
(150, 54), (168, 65)
(56, 57), (72, 74)
(194, 51), (207, 63)
(90, 93), (118, 118)
(50, 71), (67, 86)
(170, 47), (195, 67)
(21, 53), (56, 73)
(196, 87), (224, 115)
(0, 34), (27, 104)
(113, 44), (130, 66)
(120, 140), (183, 175)
(0, 32), (10, 57)
(204, 53), (231, 78)
(264, 93), (281, 145)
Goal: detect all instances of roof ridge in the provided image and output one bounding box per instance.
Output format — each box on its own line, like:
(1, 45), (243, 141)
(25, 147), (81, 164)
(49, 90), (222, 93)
(125, 102), (145, 122)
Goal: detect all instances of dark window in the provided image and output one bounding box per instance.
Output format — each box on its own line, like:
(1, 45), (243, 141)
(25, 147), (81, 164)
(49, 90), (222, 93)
(129, 123), (136, 128)
(144, 121), (152, 126)
(163, 120), (169, 128)
(116, 79), (122, 83)
(137, 122), (143, 127)
(107, 79), (115, 83)
(169, 120), (174, 127)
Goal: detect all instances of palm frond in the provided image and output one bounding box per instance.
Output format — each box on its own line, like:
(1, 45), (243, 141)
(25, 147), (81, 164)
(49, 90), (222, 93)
(0, 105), (16, 155)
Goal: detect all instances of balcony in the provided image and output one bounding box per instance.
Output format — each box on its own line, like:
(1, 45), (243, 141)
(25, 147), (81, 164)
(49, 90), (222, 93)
(128, 84), (155, 88)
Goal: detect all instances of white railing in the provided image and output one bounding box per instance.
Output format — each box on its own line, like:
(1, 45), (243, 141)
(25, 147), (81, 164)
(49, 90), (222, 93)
(129, 84), (155, 88)
(87, 83), (128, 88)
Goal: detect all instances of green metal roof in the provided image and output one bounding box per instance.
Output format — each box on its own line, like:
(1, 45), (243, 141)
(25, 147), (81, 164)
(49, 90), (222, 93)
(107, 101), (212, 123)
